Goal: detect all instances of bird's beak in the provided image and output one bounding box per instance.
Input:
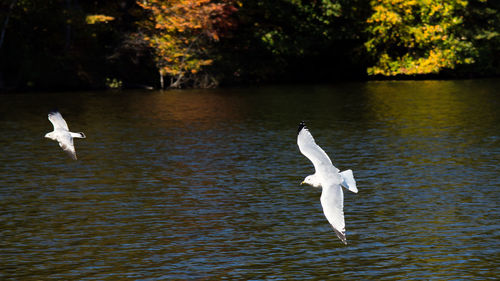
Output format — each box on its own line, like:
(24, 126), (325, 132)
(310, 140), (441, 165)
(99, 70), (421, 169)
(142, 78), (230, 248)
(300, 181), (305, 186)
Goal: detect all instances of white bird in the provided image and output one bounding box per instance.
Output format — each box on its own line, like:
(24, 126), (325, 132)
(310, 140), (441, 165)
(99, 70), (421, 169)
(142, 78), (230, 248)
(45, 111), (86, 160)
(297, 121), (358, 244)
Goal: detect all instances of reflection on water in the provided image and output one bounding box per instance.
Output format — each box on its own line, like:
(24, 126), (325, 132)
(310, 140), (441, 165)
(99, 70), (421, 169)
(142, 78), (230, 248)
(0, 80), (499, 280)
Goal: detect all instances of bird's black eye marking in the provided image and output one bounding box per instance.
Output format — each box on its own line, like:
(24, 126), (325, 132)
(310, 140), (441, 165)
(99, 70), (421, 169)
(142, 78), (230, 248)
(298, 121), (307, 134)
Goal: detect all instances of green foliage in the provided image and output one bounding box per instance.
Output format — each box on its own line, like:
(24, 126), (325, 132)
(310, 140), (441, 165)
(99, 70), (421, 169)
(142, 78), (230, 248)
(0, 0), (498, 90)
(217, 0), (370, 84)
(460, 0), (500, 76)
(86, 14), (115, 25)
(365, 0), (477, 76)
(105, 77), (123, 89)
(0, 0), (155, 90)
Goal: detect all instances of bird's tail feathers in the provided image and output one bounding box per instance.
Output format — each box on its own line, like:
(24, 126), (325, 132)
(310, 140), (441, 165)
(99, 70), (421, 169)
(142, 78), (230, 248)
(71, 132), (86, 138)
(340, 169), (358, 193)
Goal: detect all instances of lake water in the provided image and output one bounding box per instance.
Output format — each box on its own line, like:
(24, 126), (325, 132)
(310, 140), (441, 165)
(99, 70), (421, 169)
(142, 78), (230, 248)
(0, 80), (499, 280)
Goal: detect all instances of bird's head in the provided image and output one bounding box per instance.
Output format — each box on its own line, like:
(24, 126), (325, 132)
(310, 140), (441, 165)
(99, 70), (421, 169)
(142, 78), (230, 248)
(301, 175), (322, 188)
(44, 132), (55, 140)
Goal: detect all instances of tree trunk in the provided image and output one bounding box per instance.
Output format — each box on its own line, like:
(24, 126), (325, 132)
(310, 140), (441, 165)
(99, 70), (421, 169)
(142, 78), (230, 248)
(0, 0), (18, 50)
(170, 73), (184, 88)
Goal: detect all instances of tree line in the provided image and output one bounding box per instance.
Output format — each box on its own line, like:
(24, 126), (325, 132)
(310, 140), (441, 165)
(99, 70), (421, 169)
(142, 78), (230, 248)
(0, 0), (498, 90)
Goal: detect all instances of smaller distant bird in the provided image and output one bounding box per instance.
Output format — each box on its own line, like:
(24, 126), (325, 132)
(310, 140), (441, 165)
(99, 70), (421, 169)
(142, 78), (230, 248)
(45, 111), (86, 160)
(297, 121), (358, 245)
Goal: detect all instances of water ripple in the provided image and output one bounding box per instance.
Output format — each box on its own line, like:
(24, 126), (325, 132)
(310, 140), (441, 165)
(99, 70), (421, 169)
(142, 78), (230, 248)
(0, 81), (499, 279)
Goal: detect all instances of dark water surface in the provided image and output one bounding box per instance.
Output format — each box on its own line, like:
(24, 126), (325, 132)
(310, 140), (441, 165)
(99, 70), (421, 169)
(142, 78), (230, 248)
(1, 80), (499, 280)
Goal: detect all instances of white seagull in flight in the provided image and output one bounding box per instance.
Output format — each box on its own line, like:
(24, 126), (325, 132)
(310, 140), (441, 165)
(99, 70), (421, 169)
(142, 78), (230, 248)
(45, 111), (86, 160)
(297, 121), (358, 244)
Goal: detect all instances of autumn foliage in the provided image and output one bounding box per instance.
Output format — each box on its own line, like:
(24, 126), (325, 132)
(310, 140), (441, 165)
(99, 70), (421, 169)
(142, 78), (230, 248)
(138, 0), (236, 88)
(365, 0), (476, 76)
(0, 0), (498, 91)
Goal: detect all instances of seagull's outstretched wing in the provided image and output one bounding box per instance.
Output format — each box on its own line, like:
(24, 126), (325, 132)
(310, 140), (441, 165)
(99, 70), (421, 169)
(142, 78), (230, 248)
(297, 122), (339, 175)
(58, 133), (77, 160)
(48, 111), (69, 130)
(320, 180), (347, 244)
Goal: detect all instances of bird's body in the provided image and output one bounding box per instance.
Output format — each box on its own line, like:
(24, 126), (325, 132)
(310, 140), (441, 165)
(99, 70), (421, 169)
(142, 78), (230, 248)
(45, 111), (85, 160)
(297, 121), (357, 244)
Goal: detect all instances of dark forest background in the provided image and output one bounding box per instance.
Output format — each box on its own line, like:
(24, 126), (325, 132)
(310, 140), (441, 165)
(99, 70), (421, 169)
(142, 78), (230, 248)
(0, 0), (498, 91)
